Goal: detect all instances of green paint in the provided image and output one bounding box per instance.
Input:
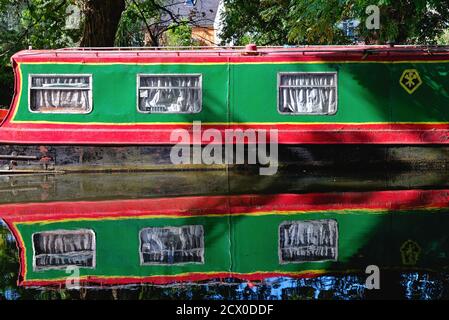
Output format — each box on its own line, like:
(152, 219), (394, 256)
(17, 64), (229, 124)
(16, 208), (449, 281)
(19, 216), (231, 280)
(14, 61), (449, 124)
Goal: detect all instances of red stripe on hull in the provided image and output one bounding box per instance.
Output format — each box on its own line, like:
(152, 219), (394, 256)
(20, 272), (324, 287)
(1, 123), (449, 144)
(2, 189), (449, 223)
(2, 220), (27, 285)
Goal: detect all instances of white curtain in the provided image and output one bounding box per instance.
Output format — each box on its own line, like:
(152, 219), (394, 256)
(31, 76), (90, 112)
(140, 225), (204, 264)
(139, 76), (201, 113)
(280, 220), (338, 262)
(33, 231), (94, 268)
(280, 74), (336, 114)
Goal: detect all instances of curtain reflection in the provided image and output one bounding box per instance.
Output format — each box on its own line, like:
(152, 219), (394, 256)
(32, 230), (95, 269)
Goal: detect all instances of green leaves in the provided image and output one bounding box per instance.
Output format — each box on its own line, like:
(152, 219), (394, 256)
(219, 0), (291, 45)
(0, 0), (81, 66)
(115, 2), (146, 47)
(166, 20), (200, 46)
(0, 0), (81, 106)
(219, 0), (449, 45)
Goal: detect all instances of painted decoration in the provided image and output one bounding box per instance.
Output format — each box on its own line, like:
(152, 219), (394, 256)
(399, 69), (423, 94)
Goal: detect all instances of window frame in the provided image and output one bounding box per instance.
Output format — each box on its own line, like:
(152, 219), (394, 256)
(32, 229), (96, 271)
(28, 74), (93, 114)
(278, 219), (338, 264)
(139, 225), (205, 266)
(277, 71), (338, 116)
(136, 73), (203, 114)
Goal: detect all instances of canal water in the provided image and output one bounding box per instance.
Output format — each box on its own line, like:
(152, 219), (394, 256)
(1, 169), (449, 300)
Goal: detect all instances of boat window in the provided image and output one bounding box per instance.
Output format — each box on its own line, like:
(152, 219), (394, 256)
(137, 74), (202, 114)
(29, 74), (92, 113)
(139, 225), (204, 265)
(32, 229), (96, 271)
(278, 72), (337, 115)
(279, 219), (338, 264)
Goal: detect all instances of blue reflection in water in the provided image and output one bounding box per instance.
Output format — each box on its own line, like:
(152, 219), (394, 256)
(234, 276), (367, 300)
(4, 290), (20, 300)
(401, 272), (444, 300)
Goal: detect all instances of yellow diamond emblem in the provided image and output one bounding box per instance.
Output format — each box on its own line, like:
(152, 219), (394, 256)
(400, 69), (422, 94)
(400, 239), (421, 266)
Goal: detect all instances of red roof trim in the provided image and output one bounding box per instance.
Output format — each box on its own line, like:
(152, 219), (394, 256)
(11, 46), (449, 63)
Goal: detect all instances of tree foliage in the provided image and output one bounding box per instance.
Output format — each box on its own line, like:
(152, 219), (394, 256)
(219, 0), (291, 45)
(0, 0), (81, 64)
(116, 0), (215, 47)
(0, 0), (82, 107)
(220, 0), (449, 45)
(165, 20), (203, 46)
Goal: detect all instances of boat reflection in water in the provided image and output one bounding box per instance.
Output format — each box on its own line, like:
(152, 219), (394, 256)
(1, 170), (449, 299)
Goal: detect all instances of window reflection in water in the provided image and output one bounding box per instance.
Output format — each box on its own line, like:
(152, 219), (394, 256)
(1, 221), (448, 301)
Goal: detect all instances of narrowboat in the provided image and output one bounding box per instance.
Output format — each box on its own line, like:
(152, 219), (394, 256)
(2, 45), (449, 172)
(2, 189), (449, 287)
